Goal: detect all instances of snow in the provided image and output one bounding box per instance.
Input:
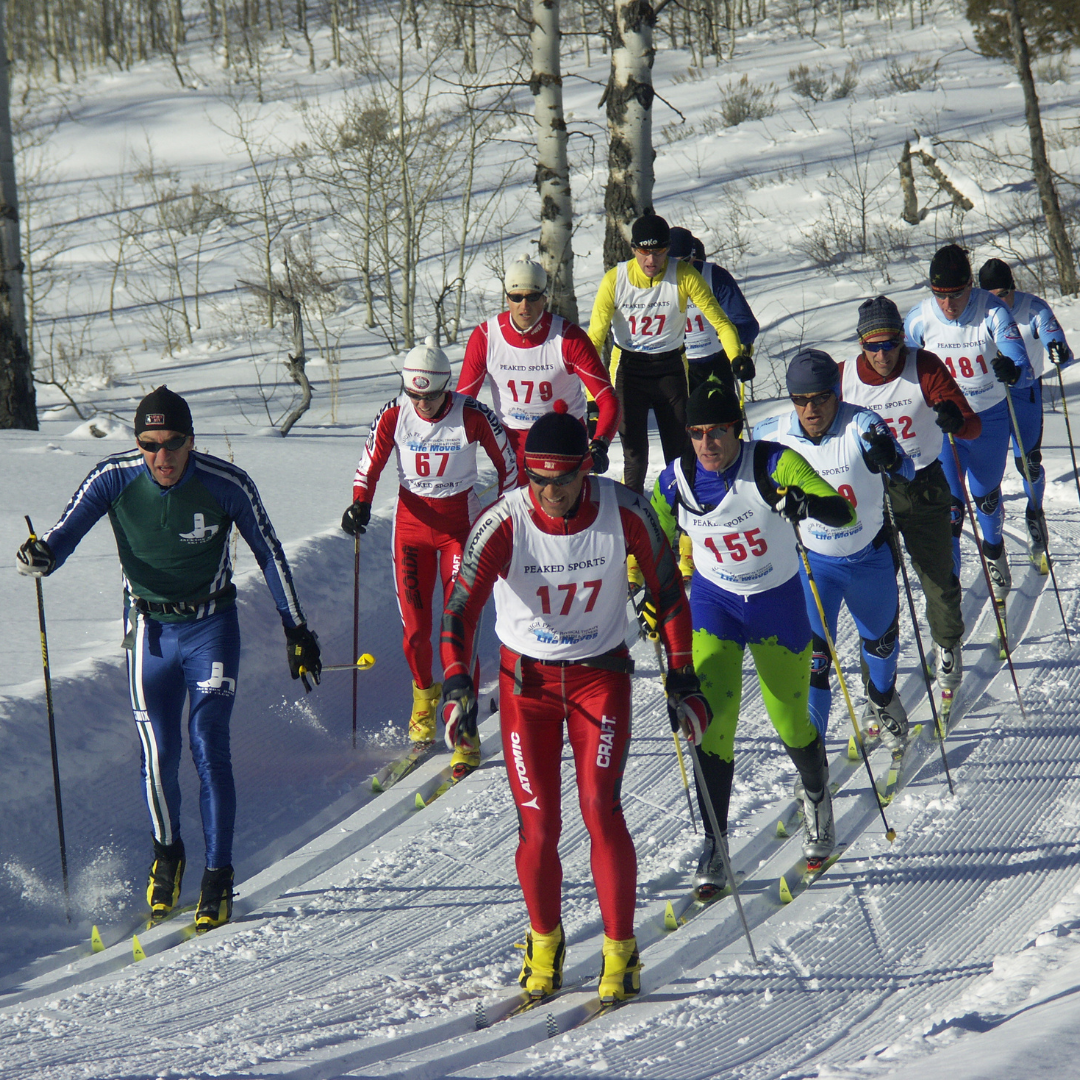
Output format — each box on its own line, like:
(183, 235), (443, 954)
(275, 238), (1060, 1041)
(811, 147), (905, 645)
(1, 4), (1080, 1078)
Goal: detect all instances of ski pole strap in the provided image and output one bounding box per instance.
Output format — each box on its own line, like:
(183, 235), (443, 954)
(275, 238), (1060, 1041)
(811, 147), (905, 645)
(130, 586), (234, 616)
(510, 649), (635, 694)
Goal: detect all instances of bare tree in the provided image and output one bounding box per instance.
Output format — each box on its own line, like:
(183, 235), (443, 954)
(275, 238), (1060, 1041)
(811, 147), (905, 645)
(602, 0), (656, 269)
(531, 0), (578, 322)
(0, 1), (34, 429)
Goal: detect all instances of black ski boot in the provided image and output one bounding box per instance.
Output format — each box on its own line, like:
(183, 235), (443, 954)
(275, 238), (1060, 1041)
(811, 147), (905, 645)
(195, 865), (234, 934)
(146, 838), (185, 921)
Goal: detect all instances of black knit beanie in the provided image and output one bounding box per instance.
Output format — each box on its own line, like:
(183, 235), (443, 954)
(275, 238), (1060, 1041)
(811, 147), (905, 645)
(978, 258), (1015, 292)
(930, 244), (972, 293)
(134, 386), (193, 436)
(686, 378), (742, 427)
(523, 401), (589, 471)
(630, 213), (670, 250)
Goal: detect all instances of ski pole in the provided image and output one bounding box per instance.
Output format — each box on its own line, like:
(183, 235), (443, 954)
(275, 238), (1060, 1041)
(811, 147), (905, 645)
(653, 631), (697, 832)
(321, 654), (377, 672)
(879, 478), (955, 795)
(687, 742), (758, 964)
(786, 512), (896, 841)
(24, 516), (72, 922)
(1054, 366), (1080, 509)
(948, 436), (1028, 721)
(1003, 386), (1070, 644)
(352, 532), (361, 749)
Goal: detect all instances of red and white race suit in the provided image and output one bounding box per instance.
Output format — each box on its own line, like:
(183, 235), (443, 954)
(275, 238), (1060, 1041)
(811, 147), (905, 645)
(441, 475), (692, 940)
(353, 391), (516, 688)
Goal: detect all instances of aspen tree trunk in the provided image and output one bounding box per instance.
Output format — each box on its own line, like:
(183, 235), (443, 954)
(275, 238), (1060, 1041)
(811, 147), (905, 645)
(602, 0), (656, 270)
(531, 0), (578, 322)
(1004, 0), (1077, 295)
(0, 1), (36, 428)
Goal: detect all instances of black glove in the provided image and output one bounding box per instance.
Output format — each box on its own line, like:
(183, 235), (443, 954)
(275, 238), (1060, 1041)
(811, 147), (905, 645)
(1048, 340), (1069, 367)
(861, 428), (902, 474)
(441, 673), (478, 750)
(730, 351), (755, 382)
(586, 399), (600, 440)
(589, 438), (610, 475)
(16, 537), (55, 577)
(665, 667), (712, 744)
(341, 500), (371, 536)
(992, 355), (1021, 386)
(777, 486), (810, 523)
(933, 399), (965, 434)
(285, 625), (321, 691)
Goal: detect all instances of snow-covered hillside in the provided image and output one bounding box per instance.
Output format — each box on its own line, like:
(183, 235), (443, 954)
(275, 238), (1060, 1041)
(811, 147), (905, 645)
(1, 2), (1079, 1077)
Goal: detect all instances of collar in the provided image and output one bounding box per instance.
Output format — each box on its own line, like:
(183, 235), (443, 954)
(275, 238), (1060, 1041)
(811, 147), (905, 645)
(854, 348), (908, 386)
(500, 309), (552, 345)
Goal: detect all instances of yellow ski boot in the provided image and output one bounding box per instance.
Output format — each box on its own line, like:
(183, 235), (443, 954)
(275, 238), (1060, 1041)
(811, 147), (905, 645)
(409, 681), (441, 744)
(449, 728), (481, 781)
(519, 923), (565, 999)
(598, 934), (641, 1004)
(627, 554), (644, 591)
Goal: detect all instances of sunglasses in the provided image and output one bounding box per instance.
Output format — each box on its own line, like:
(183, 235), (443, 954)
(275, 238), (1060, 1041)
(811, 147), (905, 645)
(524, 466), (581, 488)
(687, 422), (739, 441)
(862, 338), (903, 353)
(137, 434), (189, 453)
(506, 292), (544, 303)
(404, 389), (444, 403)
(790, 391), (834, 409)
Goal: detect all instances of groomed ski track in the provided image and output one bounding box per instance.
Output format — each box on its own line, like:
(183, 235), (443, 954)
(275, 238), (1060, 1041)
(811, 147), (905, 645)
(1, 504), (1077, 1079)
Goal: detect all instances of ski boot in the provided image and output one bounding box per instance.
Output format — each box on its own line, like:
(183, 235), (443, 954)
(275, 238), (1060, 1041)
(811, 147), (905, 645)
(409, 681), (441, 745)
(519, 923), (565, 999)
(693, 834), (727, 901)
(985, 544), (1011, 601)
(1026, 507), (1049, 575)
(933, 643), (962, 691)
(598, 935), (641, 1004)
(195, 865), (234, 934)
(865, 688), (909, 747)
(146, 837), (185, 922)
(449, 728), (481, 781)
(800, 783), (836, 864)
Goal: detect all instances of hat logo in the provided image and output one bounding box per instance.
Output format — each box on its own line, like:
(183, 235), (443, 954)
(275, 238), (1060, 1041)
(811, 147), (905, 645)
(145, 413), (165, 425)
(412, 375), (430, 390)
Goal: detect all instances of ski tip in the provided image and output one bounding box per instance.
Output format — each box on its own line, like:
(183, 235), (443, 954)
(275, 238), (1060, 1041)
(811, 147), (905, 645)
(132, 933), (146, 962)
(371, 778), (384, 793)
(779, 876), (793, 904)
(91, 925), (104, 953)
(776, 820), (789, 839)
(414, 791), (426, 810)
(847, 736), (858, 761)
(663, 900), (678, 932)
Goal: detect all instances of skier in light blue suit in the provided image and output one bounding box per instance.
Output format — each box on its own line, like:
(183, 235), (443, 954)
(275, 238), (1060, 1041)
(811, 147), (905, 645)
(753, 350), (914, 743)
(904, 244), (1032, 601)
(978, 257), (1074, 572)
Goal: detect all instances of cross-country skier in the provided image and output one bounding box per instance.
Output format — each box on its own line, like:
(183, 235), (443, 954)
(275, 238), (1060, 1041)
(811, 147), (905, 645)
(754, 350), (914, 742)
(668, 226), (759, 396)
(904, 245), (1033, 604)
(652, 378), (855, 892)
(839, 295), (981, 697)
(15, 386), (320, 933)
(977, 258), (1074, 573)
(439, 402), (707, 1005)
(341, 338), (516, 776)
(586, 212), (750, 499)
(458, 255), (619, 483)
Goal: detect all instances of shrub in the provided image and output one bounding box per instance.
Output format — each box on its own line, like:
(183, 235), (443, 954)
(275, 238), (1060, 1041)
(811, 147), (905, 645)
(884, 56), (939, 93)
(789, 60), (860, 103)
(717, 74), (778, 127)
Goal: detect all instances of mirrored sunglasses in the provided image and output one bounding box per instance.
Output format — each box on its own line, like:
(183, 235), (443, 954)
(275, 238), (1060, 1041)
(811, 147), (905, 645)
(687, 422), (738, 441)
(137, 434), (188, 452)
(862, 338), (903, 353)
(524, 466), (581, 488)
(404, 389), (444, 402)
(790, 391), (834, 409)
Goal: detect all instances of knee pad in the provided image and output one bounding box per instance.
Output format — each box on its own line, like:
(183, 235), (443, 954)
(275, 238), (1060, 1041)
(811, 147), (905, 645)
(863, 613), (899, 660)
(1015, 449), (1043, 477)
(974, 488), (1001, 517)
(950, 497), (964, 539)
(809, 634), (831, 690)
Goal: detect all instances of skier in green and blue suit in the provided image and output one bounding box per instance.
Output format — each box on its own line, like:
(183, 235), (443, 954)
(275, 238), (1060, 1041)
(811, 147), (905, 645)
(651, 377), (855, 890)
(16, 386), (321, 932)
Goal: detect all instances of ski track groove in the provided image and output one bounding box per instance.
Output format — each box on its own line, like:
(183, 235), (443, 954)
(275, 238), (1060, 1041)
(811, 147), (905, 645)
(0, 508), (1076, 1079)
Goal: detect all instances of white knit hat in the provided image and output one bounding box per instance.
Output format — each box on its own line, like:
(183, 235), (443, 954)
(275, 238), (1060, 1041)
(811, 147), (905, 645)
(503, 254), (548, 295)
(401, 335), (451, 394)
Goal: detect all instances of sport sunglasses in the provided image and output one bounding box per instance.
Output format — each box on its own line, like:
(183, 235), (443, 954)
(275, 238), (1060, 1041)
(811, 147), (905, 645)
(862, 338), (903, 353)
(687, 422), (739, 440)
(137, 434), (189, 452)
(790, 391), (834, 409)
(524, 466), (581, 487)
(506, 292), (545, 303)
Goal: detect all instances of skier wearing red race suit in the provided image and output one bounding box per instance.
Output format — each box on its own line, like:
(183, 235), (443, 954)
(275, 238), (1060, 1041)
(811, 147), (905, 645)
(439, 403), (706, 1005)
(341, 337), (516, 767)
(457, 254), (620, 482)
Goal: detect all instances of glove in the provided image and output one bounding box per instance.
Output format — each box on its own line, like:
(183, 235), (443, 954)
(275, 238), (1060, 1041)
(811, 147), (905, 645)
(341, 500), (371, 536)
(777, 486), (810, 524)
(861, 428), (902, 474)
(991, 355), (1021, 386)
(17, 537), (55, 577)
(441, 673), (478, 751)
(285, 625), (321, 691)
(633, 591), (658, 638)
(1048, 340), (1069, 367)
(589, 438), (610, 475)
(933, 399), (965, 434)
(730, 351), (755, 382)
(665, 667), (712, 745)
(586, 399), (600, 440)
